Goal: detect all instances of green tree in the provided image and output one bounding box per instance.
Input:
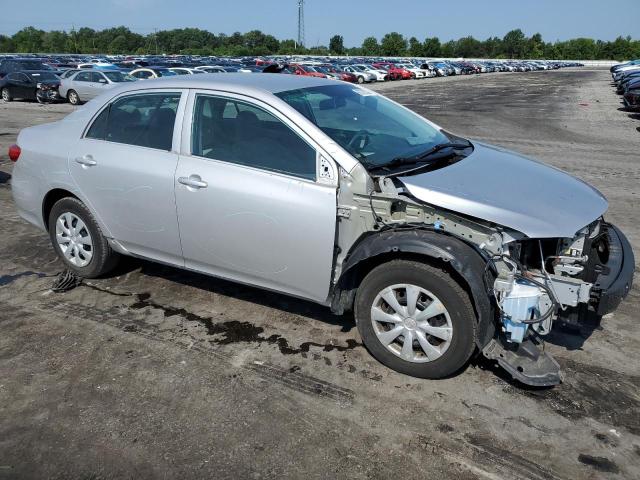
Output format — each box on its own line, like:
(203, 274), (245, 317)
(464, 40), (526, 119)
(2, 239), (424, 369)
(329, 35), (345, 55)
(361, 36), (380, 56)
(423, 37), (441, 57)
(12, 27), (45, 53)
(381, 32), (407, 56)
(503, 29), (526, 58)
(408, 37), (423, 57)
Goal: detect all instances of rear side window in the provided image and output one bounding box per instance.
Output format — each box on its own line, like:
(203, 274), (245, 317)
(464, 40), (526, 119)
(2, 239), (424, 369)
(86, 107), (109, 140)
(84, 93), (181, 150)
(191, 95), (316, 180)
(75, 72), (91, 82)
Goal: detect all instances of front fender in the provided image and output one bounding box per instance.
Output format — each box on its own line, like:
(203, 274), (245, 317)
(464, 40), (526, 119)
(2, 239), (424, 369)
(339, 229), (496, 348)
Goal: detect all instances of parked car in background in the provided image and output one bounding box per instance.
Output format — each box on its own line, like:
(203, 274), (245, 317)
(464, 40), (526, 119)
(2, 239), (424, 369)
(395, 63), (427, 79)
(59, 70), (137, 105)
(195, 66), (237, 73)
(623, 86), (640, 111)
(290, 64), (327, 78)
(129, 67), (178, 80)
(372, 62), (409, 80)
(0, 58), (56, 79)
(315, 65), (358, 83)
(168, 67), (205, 75)
(340, 65), (376, 83)
(0, 71), (61, 103)
(352, 64), (389, 81)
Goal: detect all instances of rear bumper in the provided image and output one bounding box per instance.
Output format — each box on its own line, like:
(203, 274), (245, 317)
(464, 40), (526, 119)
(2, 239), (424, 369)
(594, 224), (635, 315)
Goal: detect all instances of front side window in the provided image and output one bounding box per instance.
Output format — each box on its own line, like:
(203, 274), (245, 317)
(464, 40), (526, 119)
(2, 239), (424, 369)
(85, 93), (181, 150)
(276, 84), (450, 169)
(191, 95), (316, 181)
(132, 70), (151, 79)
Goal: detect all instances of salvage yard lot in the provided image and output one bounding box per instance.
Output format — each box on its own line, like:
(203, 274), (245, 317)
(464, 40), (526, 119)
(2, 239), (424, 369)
(0, 68), (639, 479)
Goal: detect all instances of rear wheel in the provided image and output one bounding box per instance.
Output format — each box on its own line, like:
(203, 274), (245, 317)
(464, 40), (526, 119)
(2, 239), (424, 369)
(1, 88), (12, 102)
(357, 76), (365, 84)
(355, 260), (477, 379)
(48, 197), (119, 278)
(67, 89), (81, 105)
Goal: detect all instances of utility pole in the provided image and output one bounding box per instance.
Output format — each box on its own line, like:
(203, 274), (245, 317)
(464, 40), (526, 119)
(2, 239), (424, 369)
(297, 0), (305, 49)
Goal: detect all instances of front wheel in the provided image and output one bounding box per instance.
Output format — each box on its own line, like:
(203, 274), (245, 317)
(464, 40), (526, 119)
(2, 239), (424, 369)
(48, 197), (119, 278)
(355, 260), (477, 379)
(357, 76), (365, 84)
(1, 88), (12, 102)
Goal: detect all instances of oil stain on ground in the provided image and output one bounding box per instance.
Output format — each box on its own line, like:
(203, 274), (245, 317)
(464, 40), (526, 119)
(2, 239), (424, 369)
(578, 454), (620, 473)
(0, 271), (46, 286)
(84, 286), (363, 356)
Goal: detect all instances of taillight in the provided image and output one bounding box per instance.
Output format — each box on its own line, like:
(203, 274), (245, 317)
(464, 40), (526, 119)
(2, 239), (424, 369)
(8, 144), (21, 162)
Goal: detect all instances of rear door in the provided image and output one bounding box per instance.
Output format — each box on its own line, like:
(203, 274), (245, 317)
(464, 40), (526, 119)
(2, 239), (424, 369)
(174, 91), (338, 302)
(68, 90), (187, 265)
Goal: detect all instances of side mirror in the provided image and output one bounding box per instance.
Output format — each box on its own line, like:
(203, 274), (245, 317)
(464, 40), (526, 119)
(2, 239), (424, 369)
(99, 78), (107, 84)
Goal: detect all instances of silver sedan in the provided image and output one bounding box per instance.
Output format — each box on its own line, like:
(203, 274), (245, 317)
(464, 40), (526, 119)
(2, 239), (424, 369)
(59, 70), (137, 105)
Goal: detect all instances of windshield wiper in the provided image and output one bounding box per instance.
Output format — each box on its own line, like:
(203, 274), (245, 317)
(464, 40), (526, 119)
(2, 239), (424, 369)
(380, 141), (472, 169)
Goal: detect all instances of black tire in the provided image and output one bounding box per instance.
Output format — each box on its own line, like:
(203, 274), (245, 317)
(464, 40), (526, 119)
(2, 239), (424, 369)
(67, 89), (81, 105)
(36, 89), (46, 104)
(355, 260), (477, 379)
(48, 197), (119, 278)
(1, 87), (12, 102)
(357, 76), (365, 84)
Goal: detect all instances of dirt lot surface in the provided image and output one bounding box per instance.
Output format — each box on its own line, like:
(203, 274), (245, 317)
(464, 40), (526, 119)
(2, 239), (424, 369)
(0, 68), (639, 480)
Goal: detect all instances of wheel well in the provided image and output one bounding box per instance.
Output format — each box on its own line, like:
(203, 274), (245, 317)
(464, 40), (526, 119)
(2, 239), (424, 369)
(333, 252), (474, 315)
(42, 189), (78, 231)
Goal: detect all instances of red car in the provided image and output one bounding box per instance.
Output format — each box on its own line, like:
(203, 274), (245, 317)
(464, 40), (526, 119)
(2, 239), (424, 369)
(372, 62), (412, 80)
(290, 64), (327, 78)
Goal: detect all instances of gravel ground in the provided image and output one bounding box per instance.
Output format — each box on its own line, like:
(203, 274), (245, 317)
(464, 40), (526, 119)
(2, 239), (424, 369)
(0, 68), (638, 480)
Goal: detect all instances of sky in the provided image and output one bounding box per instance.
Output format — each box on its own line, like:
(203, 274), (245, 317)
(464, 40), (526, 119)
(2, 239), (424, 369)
(1, 0), (638, 46)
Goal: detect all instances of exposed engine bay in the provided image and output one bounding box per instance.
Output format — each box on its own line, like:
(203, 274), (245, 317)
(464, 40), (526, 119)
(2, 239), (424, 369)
(334, 169), (634, 386)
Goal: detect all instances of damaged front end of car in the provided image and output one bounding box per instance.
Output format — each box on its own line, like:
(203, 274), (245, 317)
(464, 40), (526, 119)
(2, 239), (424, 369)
(481, 220), (634, 386)
(332, 143), (634, 387)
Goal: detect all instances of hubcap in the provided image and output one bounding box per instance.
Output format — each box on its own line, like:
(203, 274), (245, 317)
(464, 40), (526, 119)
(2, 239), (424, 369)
(55, 212), (93, 267)
(371, 284), (452, 363)
(2, 90), (8, 100)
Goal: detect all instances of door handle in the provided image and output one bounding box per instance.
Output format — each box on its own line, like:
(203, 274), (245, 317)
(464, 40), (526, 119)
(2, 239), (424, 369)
(75, 155), (97, 167)
(178, 175), (208, 189)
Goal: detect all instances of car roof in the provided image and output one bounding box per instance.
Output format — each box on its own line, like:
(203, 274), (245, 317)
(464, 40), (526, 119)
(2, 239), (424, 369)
(105, 72), (340, 95)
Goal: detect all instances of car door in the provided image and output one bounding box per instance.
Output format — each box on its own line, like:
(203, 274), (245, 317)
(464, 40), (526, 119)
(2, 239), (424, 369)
(175, 91), (338, 302)
(87, 72), (108, 99)
(68, 90), (187, 266)
(72, 71), (93, 98)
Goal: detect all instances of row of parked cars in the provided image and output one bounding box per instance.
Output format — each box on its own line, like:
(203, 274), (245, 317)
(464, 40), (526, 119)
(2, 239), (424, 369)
(0, 54), (581, 105)
(610, 60), (640, 112)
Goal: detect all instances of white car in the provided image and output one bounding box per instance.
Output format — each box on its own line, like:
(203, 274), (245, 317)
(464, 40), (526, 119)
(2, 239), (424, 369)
(396, 63), (427, 79)
(129, 68), (178, 80)
(168, 67), (205, 75)
(341, 66), (376, 83)
(353, 64), (388, 81)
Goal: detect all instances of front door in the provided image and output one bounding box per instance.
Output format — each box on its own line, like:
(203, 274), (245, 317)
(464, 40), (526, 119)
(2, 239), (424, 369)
(68, 90), (186, 265)
(175, 92), (337, 302)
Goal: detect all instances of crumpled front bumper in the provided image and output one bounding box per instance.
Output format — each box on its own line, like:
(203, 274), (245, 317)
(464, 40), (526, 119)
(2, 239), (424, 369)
(594, 224), (634, 315)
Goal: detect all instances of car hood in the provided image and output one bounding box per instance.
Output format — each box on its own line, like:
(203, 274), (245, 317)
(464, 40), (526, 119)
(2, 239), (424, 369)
(396, 142), (608, 238)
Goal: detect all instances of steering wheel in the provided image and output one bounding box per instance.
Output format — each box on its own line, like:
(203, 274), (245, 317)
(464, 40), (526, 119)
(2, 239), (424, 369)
(347, 130), (371, 152)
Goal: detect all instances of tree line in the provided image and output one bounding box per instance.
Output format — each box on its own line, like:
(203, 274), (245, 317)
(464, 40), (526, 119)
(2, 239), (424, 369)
(0, 26), (638, 60)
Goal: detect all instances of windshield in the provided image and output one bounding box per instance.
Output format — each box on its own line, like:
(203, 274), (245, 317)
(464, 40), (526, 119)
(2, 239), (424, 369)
(103, 71), (136, 82)
(28, 72), (58, 81)
(157, 69), (177, 77)
(276, 84), (451, 168)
